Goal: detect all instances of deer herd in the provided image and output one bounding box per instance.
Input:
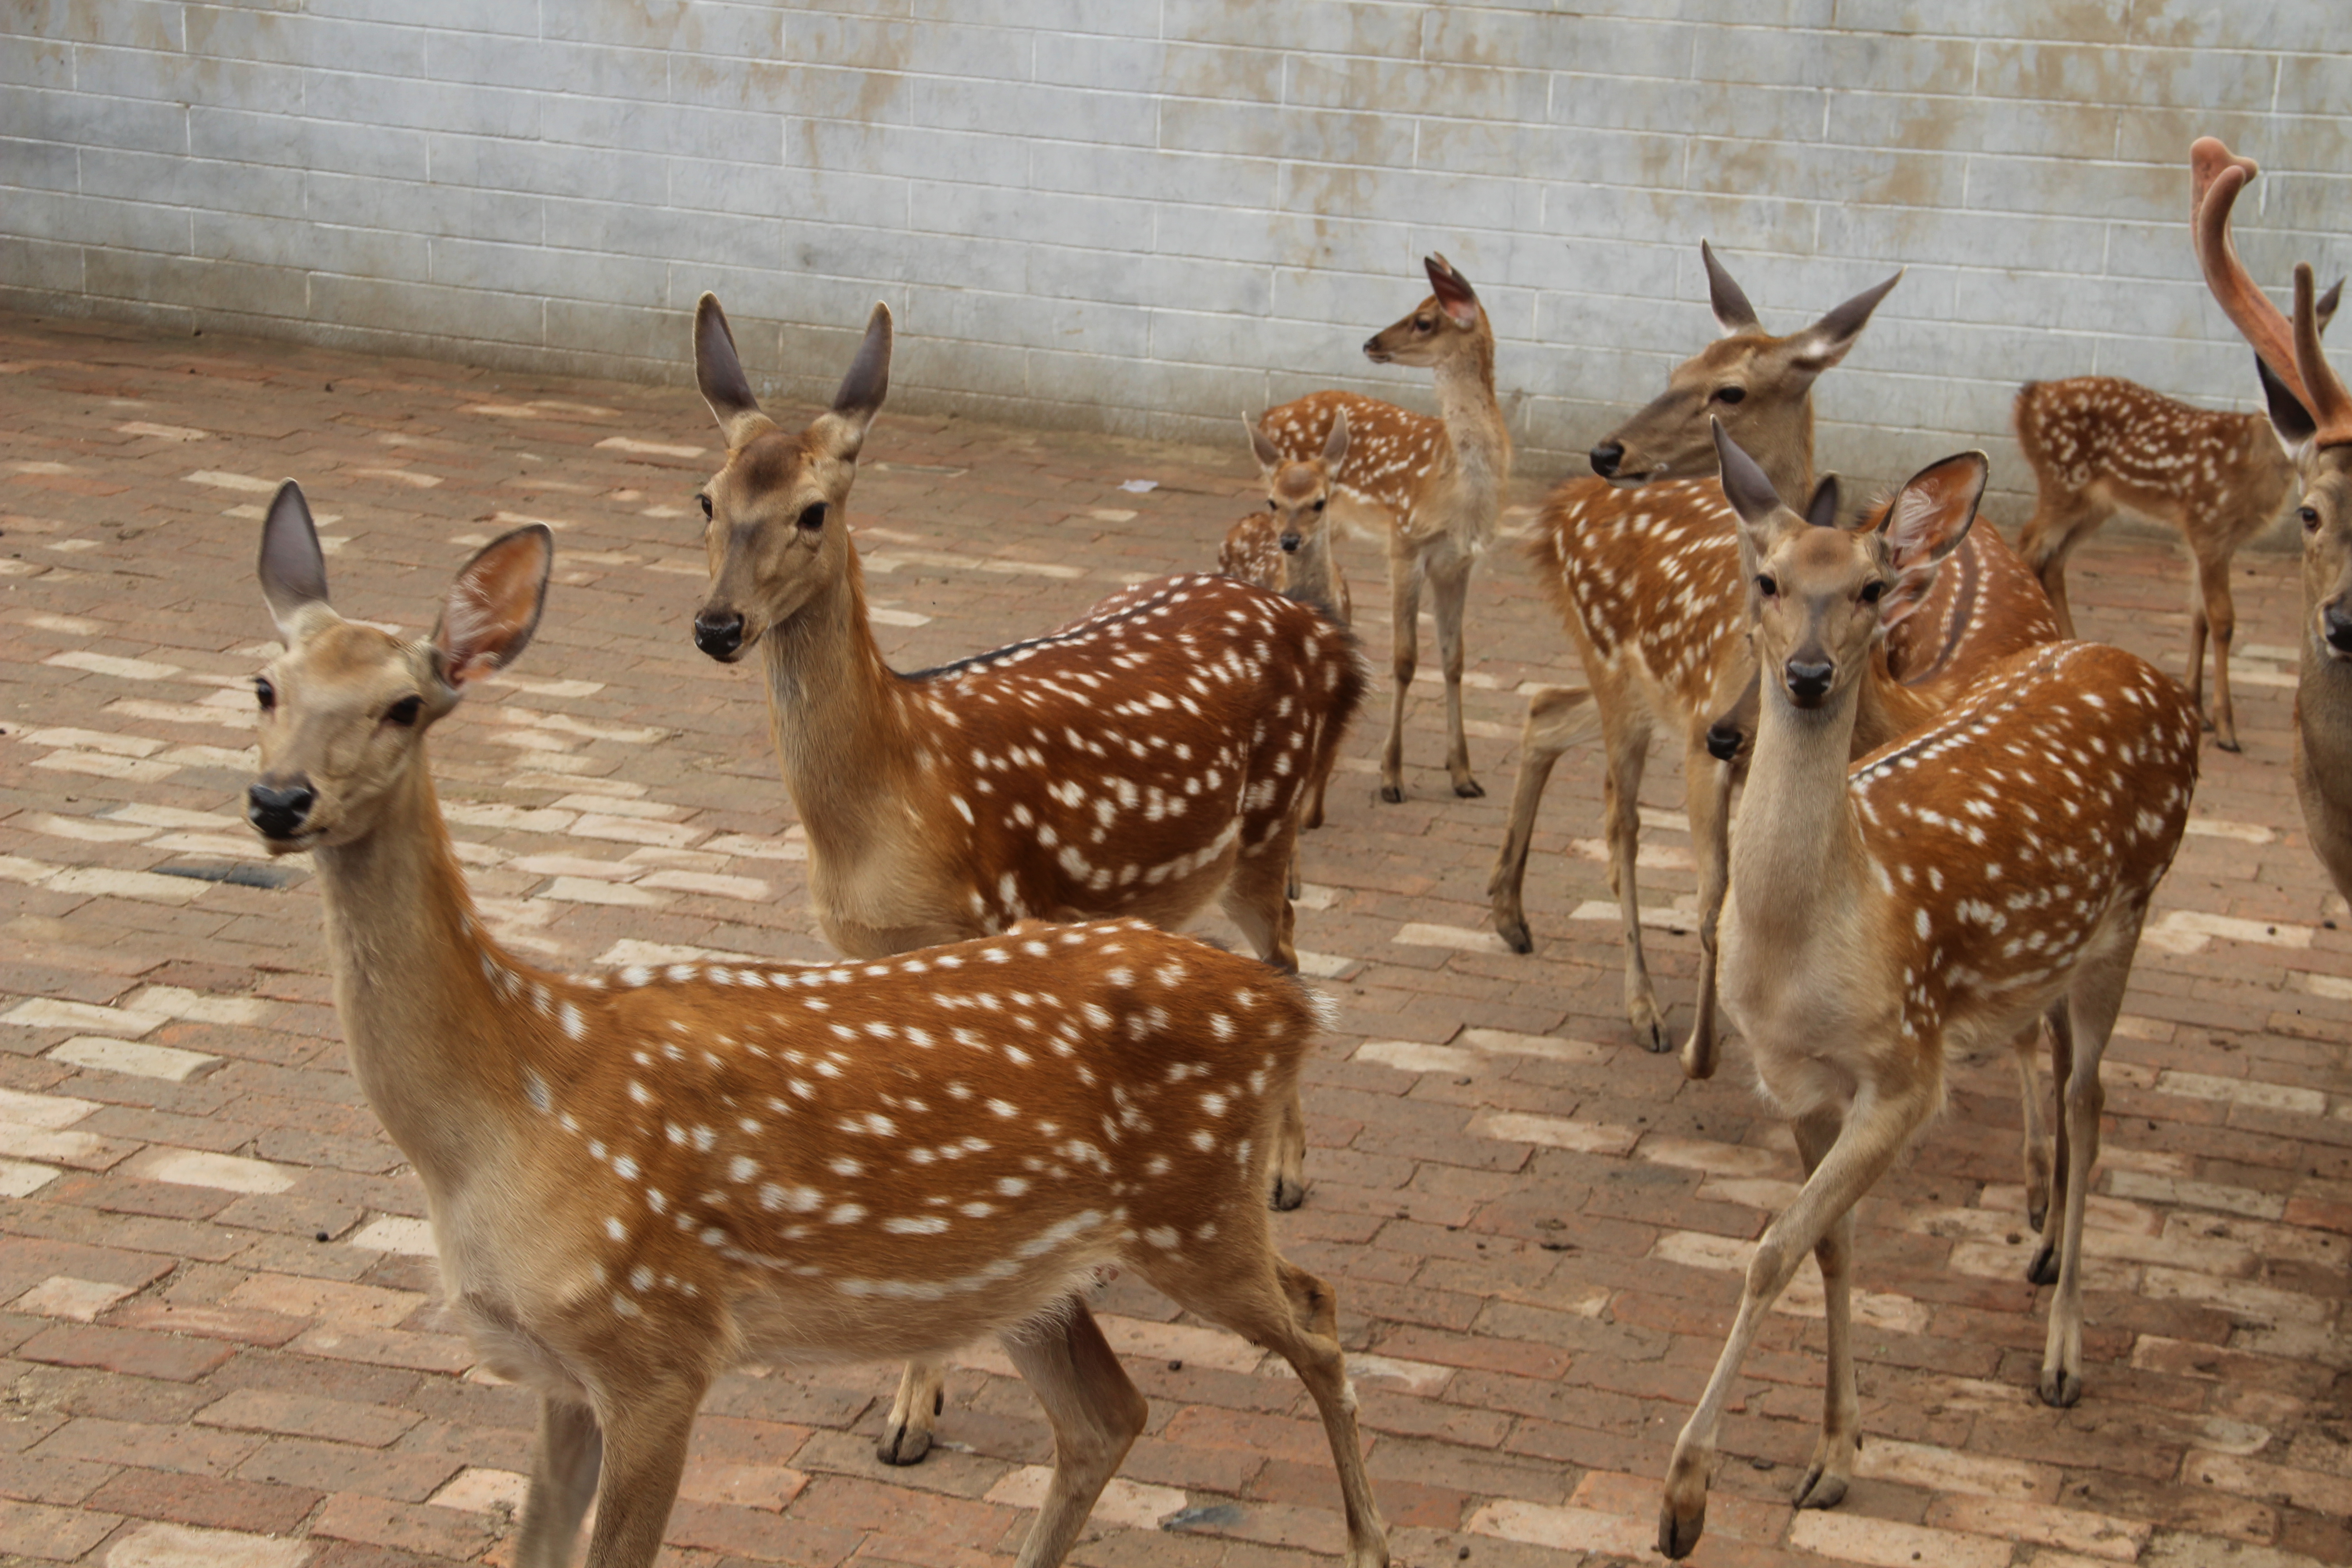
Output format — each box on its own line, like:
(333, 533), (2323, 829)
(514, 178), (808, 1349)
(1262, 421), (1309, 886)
(223, 137), (2346, 1568)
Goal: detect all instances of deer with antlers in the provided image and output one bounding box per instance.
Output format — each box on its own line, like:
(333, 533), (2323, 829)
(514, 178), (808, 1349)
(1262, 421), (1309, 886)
(686, 295), (1363, 1461)
(1490, 244), (2059, 1065)
(1254, 255), (1509, 804)
(2015, 277), (2340, 752)
(241, 486), (1390, 1568)
(1656, 425), (2200, 1559)
(1222, 409), (1354, 850)
(2191, 136), (2352, 902)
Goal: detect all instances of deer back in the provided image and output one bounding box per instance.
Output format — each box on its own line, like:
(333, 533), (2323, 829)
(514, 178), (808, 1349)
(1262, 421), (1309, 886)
(2015, 377), (2293, 545)
(1257, 391), (1451, 542)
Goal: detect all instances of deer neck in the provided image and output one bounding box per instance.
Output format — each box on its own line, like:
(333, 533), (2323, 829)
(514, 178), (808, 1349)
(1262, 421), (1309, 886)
(756, 544), (916, 853)
(1285, 530), (1344, 622)
(1432, 334), (1510, 497)
(1852, 645), (1938, 756)
(1753, 397), (1818, 503)
(1734, 674), (1872, 929)
(309, 760), (518, 1182)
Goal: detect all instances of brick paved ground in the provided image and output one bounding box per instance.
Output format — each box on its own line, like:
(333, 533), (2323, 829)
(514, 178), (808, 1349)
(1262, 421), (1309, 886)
(0, 310), (2344, 1568)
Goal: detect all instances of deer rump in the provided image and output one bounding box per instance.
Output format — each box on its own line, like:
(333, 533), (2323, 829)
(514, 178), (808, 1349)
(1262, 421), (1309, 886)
(887, 573), (1367, 926)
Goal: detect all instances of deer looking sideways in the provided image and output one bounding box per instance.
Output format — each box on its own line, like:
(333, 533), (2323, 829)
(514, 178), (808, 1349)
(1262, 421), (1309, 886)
(2192, 135), (2352, 904)
(1657, 425), (2200, 1560)
(1490, 243), (2059, 1068)
(241, 486), (1389, 1568)
(2015, 277), (2340, 751)
(1254, 254), (1509, 804)
(686, 294), (1364, 1463)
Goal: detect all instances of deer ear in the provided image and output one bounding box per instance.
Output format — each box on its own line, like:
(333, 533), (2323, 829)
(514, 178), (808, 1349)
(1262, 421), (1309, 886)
(1246, 414), (1281, 470)
(258, 480), (335, 641)
(1711, 419), (1784, 526)
(695, 294), (771, 448)
(830, 303), (892, 456)
(1701, 241), (1761, 335)
(1804, 474), (1841, 530)
(1785, 269), (1903, 377)
(433, 526), (553, 690)
(1876, 451), (1986, 630)
(2316, 277), (2344, 335)
(2257, 351), (2318, 453)
(1426, 254), (1480, 328)
(1322, 405), (1351, 470)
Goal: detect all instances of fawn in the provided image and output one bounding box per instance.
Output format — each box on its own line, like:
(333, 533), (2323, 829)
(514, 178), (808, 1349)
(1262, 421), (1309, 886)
(243, 485), (1389, 1568)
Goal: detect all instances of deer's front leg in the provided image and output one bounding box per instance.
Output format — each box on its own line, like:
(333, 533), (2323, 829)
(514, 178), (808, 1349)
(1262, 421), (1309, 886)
(515, 1395), (602, 1568)
(1430, 554), (1482, 798)
(1380, 546), (1423, 804)
(579, 1379), (706, 1568)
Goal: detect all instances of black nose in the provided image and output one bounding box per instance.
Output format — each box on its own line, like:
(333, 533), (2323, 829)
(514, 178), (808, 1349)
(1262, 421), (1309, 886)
(1279, 532), (1302, 553)
(1705, 719), (1746, 763)
(694, 611), (744, 661)
(247, 781), (314, 839)
(1590, 441), (1624, 478)
(2327, 603), (2352, 655)
(1784, 660), (1835, 703)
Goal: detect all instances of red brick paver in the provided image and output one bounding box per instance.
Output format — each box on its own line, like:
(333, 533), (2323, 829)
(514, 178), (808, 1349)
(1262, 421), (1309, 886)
(0, 311), (2345, 1567)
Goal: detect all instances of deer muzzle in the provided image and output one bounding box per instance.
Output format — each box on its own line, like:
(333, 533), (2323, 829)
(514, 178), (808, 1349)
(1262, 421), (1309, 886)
(1783, 658), (1835, 707)
(2323, 600), (2352, 659)
(247, 778), (316, 843)
(694, 608), (747, 662)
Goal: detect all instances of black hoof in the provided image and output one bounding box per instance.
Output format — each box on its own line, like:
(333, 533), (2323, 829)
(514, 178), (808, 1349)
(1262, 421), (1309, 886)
(1656, 1501), (1705, 1560)
(1454, 778), (1485, 799)
(2026, 1244), (2059, 1287)
(2039, 1369), (2083, 1408)
(1793, 1470), (1847, 1511)
(1496, 918), (1534, 956)
(877, 1425), (932, 1466)
(1379, 784), (1405, 804)
(1271, 1176), (1306, 1212)
(1638, 1023), (1675, 1055)
(2216, 737), (2241, 754)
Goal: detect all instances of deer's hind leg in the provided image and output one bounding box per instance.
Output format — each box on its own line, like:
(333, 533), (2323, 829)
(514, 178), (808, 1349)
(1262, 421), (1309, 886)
(2189, 536), (2242, 750)
(1488, 686), (1601, 954)
(2039, 922), (2137, 1409)
(1591, 668), (1666, 1051)
(1378, 542), (1426, 804)
(1678, 733), (1736, 1080)
(1221, 831), (1310, 1210)
(999, 1302), (1150, 1568)
(1429, 548), (1482, 798)
(877, 1359), (947, 1465)
(2017, 492), (2103, 641)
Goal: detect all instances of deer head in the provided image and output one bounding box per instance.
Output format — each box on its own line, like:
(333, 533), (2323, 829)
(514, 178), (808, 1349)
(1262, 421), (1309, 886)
(1249, 406), (1349, 554)
(690, 294), (892, 663)
(2193, 137), (2352, 664)
(247, 481), (551, 850)
(1592, 243), (1901, 490)
(1362, 254), (1490, 368)
(1717, 422), (1984, 713)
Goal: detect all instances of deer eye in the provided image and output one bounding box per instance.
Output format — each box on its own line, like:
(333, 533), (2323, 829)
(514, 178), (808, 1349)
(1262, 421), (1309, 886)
(254, 677), (276, 713)
(797, 503), (827, 532)
(1416, 315), (1436, 331)
(385, 695), (423, 727)
(2303, 505), (2322, 532)
(1267, 499), (1279, 513)
(1860, 580), (1885, 604)
(1311, 498), (1326, 512)
(1715, 386), (1747, 405)
(1755, 574), (1779, 599)
(698, 493), (713, 519)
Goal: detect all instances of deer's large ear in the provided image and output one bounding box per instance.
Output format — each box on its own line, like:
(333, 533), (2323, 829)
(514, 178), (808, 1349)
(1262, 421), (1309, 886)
(1322, 405), (1352, 470)
(1785, 269), (1903, 377)
(1247, 414), (1282, 470)
(433, 526), (553, 691)
(1713, 419), (1788, 570)
(1804, 474), (1841, 530)
(830, 303), (892, 455)
(1701, 240), (1761, 335)
(2316, 277), (2344, 336)
(1426, 254), (1480, 328)
(1876, 451), (1985, 630)
(258, 480), (334, 641)
(2257, 351), (2318, 455)
(695, 294), (771, 448)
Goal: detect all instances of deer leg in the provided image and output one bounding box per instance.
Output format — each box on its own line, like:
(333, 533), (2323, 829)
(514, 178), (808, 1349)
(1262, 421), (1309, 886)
(2013, 1020), (2053, 1236)
(1379, 548), (1424, 803)
(1430, 554), (1482, 798)
(2018, 500), (2091, 641)
(514, 1395), (602, 1568)
(1659, 1078), (1936, 1560)
(1487, 686), (1600, 954)
(2029, 1003), (2075, 1288)
(1220, 841), (1309, 1210)
(2193, 544), (2240, 750)
(1678, 738), (1735, 1081)
(1147, 1240), (1387, 1568)
(578, 1378), (706, 1568)
(1788, 1107), (1859, 1512)
(999, 1302), (1150, 1568)
(2041, 931), (2132, 1409)
(877, 1359), (946, 1465)
(1599, 700), (1664, 1052)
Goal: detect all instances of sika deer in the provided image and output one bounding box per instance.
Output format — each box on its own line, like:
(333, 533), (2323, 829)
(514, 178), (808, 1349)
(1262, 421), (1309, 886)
(2016, 278), (2340, 751)
(687, 295), (1363, 1460)
(1255, 255), (1510, 803)
(242, 486), (1389, 1568)
(1657, 426), (2198, 1559)
(1491, 244), (2058, 1063)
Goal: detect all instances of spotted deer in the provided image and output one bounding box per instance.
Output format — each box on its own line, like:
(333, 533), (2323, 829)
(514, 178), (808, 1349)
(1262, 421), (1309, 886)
(1222, 408), (1354, 844)
(1491, 244), (2058, 1064)
(686, 295), (1363, 1461)
(1255, 254), (1509, 803)
(242, 486), (1390, 1568)
(2192, 136), (2352, 903)
(1656, 425), (2200, 1560)
(2016, 277), (2340, 752)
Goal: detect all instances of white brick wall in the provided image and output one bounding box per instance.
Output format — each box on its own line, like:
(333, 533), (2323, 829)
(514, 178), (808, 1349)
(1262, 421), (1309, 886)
(5, 1), (2349, 514)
